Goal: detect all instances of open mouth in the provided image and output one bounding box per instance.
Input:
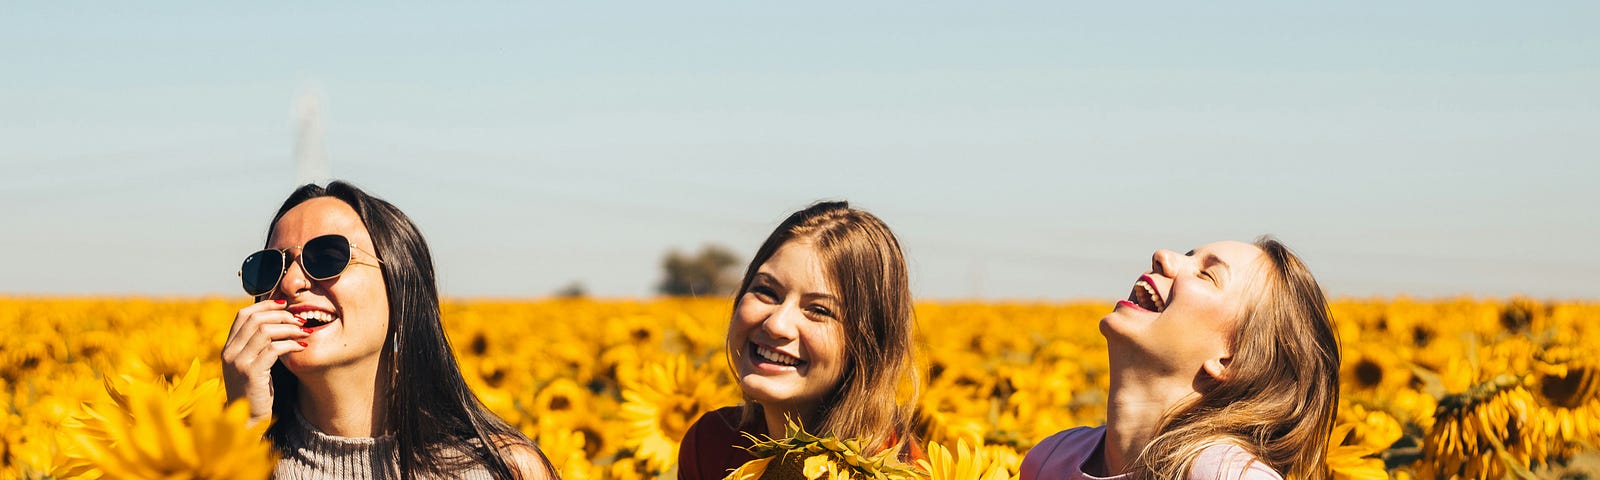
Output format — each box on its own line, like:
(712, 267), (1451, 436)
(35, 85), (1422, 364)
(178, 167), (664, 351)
(1128, 276), (1166, 312)
(293, 309), (338, 330)
(749, 342), (805, 369)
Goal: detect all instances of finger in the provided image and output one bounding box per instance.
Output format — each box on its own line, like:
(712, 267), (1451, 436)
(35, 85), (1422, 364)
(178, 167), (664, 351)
(224, 307), (303, 360)
(226, 322), (306, 379)
(249, 338), (310, 375)
(227, 320), (310, 365)
(227, 299), (290, 344)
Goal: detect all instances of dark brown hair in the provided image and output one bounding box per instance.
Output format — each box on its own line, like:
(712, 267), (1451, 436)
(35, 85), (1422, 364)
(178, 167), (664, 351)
(262, 181), (554, 479)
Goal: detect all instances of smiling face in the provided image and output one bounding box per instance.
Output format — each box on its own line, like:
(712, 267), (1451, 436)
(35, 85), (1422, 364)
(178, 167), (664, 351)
(728, 240), (849, 415)
(1100, 240), (1269, 377)
(267, 197), (391, 374)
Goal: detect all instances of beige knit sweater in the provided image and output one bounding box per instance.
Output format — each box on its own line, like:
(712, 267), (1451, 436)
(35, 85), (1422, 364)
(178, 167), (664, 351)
(273, 411), (496, 479)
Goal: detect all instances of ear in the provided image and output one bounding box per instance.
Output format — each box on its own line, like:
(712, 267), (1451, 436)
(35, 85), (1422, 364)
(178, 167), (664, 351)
(1202, 356), (1233, 383)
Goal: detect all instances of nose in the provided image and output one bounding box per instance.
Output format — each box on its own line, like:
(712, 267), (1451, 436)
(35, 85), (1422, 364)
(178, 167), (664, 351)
(274, 251), (313, 300)
(1151, 249), (1184, 277)
(759, 301), (802, 343)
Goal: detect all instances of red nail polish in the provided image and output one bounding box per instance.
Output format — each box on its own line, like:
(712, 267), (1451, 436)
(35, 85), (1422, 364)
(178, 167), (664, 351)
(297, 341), (308, 347)
(302, 328), (313, 333)
(275, 299), (286, 304)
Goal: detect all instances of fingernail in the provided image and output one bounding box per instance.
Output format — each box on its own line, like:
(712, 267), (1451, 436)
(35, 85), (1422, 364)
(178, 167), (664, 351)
(275, 299), (286, 304)
(297, 341), (308, 347)
(302, 328), (313, 334)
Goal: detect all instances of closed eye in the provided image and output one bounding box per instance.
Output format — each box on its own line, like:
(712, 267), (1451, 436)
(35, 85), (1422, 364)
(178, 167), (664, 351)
(806, 305), (836, 320)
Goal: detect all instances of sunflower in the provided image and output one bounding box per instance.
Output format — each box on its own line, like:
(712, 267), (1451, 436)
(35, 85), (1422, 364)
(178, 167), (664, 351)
(534, 422), (596, 480)
(1327, 405), (1399, 480)
(915, 386), (988, 449)
(533, 378), (595, 429)
(1341, 345), (1410, 400)
(531, 379), (614, 461)
(5, 419), (93, 479)
(724, 418), (922, 480)
(116, 323), (209, 383)
(918, 439), (1012, 480)
(1419, 374), (1537, 479)
(64, 359), (276, 479)
(1527, 347), (1600, 460)
(617, 353), (739, 473)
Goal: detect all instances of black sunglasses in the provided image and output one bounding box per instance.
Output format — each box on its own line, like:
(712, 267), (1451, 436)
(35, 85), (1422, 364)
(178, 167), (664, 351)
(238, 234), (383, 297)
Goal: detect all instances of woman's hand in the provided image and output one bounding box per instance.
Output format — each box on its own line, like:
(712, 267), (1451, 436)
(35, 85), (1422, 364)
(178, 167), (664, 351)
(222, 299), (309, 426)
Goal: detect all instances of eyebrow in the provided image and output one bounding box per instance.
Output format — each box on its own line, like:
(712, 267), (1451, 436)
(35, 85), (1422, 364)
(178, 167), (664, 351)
(804, 292), (839, 303)
(1202, 253), (1229, 274)
(751, 272), (839, 301)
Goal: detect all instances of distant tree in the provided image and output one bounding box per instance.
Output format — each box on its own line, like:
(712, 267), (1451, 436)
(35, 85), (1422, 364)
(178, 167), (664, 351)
(554, 281), (588, 298)
(658, 244), (742, 297)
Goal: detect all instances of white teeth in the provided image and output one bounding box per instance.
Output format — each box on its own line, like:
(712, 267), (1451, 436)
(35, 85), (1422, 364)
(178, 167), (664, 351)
(755, 345), (801, 367)
(1134, 280), (1166, 311)
(294, 311), (337, 323)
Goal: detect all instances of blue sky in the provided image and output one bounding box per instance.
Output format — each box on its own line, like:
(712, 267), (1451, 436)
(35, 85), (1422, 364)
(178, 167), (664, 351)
(3, 2), (1596, 299)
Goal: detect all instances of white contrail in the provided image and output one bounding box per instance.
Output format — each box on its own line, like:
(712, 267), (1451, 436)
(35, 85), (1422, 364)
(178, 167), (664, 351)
(292, 87), (331, 186)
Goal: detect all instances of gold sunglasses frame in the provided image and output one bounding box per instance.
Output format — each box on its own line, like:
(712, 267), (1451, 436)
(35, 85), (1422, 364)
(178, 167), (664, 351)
(236, 234), (385, 296)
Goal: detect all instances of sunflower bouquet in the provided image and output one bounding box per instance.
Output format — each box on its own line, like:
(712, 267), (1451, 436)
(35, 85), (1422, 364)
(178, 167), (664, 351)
(724, 419), (923, 480)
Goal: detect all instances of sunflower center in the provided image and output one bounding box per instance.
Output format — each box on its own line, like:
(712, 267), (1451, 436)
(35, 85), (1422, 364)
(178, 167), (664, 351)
(1412, 325), (1434, 346)
(1499, 301), (1538, 332)
(577, 426), (603, 458)
(1540, 367), (1593, 409)
(1354, 359), (1384, 388)
(549, 395), (571, 411)
(470, 333), (489, 356)
(660, 398), (698, 438)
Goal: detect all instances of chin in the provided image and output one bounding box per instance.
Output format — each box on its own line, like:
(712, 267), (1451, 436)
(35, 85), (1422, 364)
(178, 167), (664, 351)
(282, 349), (347, 375)
(740, 377), (799, 406)
(1098, 315), (1139, 343)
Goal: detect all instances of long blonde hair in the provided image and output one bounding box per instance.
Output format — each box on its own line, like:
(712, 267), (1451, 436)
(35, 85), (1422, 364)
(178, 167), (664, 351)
(729, 201), (919, 456)
(1131, 237), (1340, 480)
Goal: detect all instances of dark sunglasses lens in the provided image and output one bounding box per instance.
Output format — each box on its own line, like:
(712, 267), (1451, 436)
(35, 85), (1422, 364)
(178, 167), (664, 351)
(241, 251), (283, 296)
(302, 235), (353, 280)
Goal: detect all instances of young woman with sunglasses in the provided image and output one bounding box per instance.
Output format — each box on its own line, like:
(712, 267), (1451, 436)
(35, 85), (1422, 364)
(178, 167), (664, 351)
(222, 181), (554, 479)
(677, 201), (923, 480)
(1019, 239), (1339, 480)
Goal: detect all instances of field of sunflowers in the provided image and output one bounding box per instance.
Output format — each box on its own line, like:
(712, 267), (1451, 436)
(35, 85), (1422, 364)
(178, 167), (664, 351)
(2, 297), (1597, 479)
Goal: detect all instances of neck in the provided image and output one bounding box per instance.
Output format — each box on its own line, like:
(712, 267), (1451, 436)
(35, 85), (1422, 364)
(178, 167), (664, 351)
(1099, 353), (1198, 476)
(295, 354), (392, 437)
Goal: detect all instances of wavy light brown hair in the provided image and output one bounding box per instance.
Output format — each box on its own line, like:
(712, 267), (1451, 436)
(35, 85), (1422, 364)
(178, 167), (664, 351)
(729, 201), (919, 456)
(1130, 237), (1340, 480)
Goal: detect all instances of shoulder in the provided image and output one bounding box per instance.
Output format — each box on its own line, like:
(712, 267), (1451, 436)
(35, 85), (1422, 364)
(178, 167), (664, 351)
(494, 437), (558, 480)
(679, 406), (750, 480)
(683, 406), (745, 446)
(1185, 443), (1282, 480)
(1020, 426), (1104, 480)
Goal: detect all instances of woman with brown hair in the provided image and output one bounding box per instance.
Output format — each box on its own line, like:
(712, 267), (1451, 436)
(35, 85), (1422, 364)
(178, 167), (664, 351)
(676, 201), (922, 480)
(1021, 238), (1340, 480)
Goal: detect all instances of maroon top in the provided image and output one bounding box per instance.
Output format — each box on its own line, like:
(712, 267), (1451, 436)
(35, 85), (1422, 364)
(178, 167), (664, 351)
(678, 406), (757, 480)
(676, 406), (928, 480)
